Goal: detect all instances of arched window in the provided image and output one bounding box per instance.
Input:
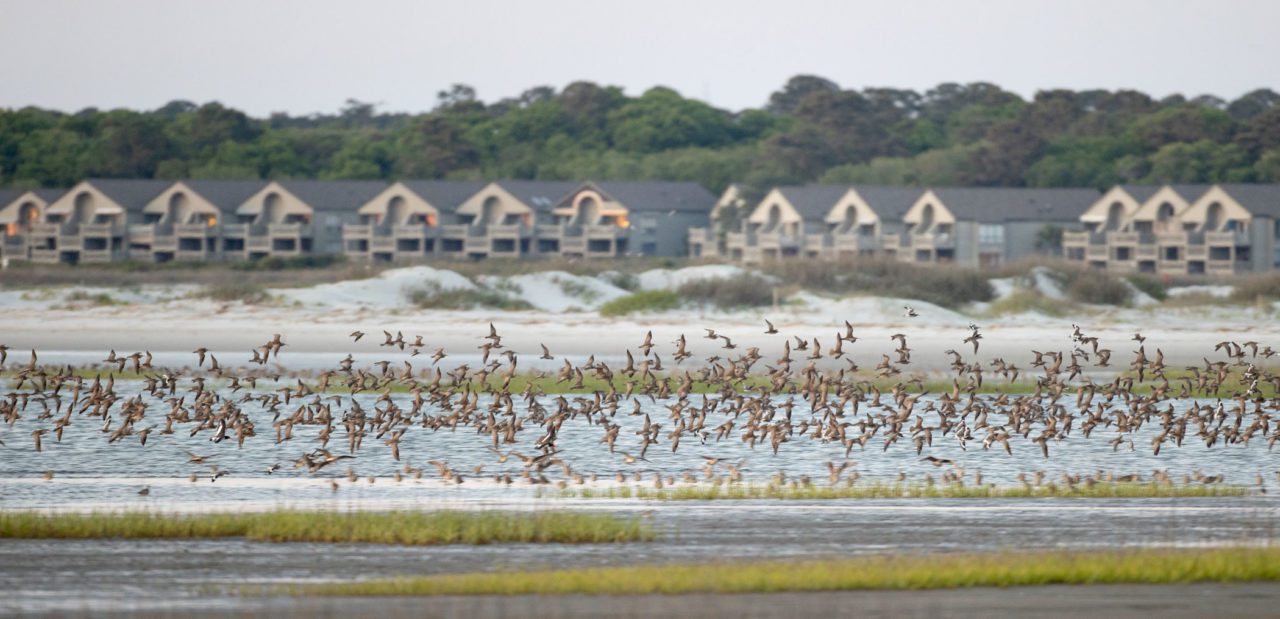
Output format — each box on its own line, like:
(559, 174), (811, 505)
(73, 191), (95, 223)
(17, 201), (39, 231)
(261, 192), (282, 223)
(917, 204), (934, 234)
(480, 196), (501, 226)
(1204, 202), (1223, 231)
(386, 196), (407, 226)
(764, 204), (782, 232)
(575, 196), (599, 225)
(838, 205), (858, 234)
(1156, 202), (1175, 231)
(168, 192), (191, 224)
(1104, 202), (1124, 232)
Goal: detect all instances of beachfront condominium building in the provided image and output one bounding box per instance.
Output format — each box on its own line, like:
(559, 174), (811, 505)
(28, 179), (172, 264)
(541, 181), (716, 258)
(698, 185), (1096, 268)
(0, 188), (61, 262)
(1062, 184), (1280, 275)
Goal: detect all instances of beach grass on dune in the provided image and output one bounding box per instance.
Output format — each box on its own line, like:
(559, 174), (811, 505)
(0, 510), (653, 545)
(277, 547), (1280, 596)
(546, 481), (1251, 501)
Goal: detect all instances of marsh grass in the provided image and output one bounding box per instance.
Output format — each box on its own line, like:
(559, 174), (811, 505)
(0, 510), (652, 545)
(278, 547), (1280, 596)
(984, 289), (1071, 317)
(547, 481), (1251, 501)
(598, 290), (682, 316)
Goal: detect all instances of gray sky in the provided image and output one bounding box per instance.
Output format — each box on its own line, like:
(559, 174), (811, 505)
(1, 0), (1276, 116)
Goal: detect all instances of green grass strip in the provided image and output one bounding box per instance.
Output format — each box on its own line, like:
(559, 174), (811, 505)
(279, 547), (1280, 596)
(0, 510), (653, 545)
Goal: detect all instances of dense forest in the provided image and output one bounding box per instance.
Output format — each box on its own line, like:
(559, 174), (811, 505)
(1, 76), (1278, 197)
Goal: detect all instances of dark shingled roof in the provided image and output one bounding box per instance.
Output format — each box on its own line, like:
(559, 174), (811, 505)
(183, 180), (270, 209)
(559, 181), (716, 213)
(84, 179), (173, 212)
(1216, 184), (1280, 218)
(492, 180), (579, 213)
(850, 186), (927, 222)
(1117, 185), (1164, 203)
(927, 187), (1100, 223)
(278, 180), (389, 212)
(0, 189), (29, 208)
(1165, 184), (1213, 203)
(399, 180), (487, 211)
(775, 185), (849, 221)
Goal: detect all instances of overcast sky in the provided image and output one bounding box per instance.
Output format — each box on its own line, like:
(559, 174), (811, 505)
(1, 0), (1276, 116)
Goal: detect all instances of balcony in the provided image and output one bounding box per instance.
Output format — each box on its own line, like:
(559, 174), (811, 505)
(343, 223), (372, 238)
(488, 223), (527, 238)
(756, 231), (801, 250)
(1186, 245), (1208, 260)
(28, 223), (60, 237)
(175, 223), (213, 237)
(1207, 260), (1236, 275)
(266, 223), (312, 237)
(81, 223), (118, 237)
(1134, 246), (1157, 260)
(561, 236), (587, 253)
(1155, 232), (1188, 246)
(464, 236), (489, 253)
(1106, 231), (1139, 245)
(393, 224), (433, 238)
(804, 233), (831, 254)
(246, 237), (271, 251)
(834, 233), (876, 252)
(1061, 230), (1100, 247)
(912, 233), (954, 250)
(370, 237), (395, 251)
(221, 223), (248, 237)
(584, 224), (624, 239)
(128, 224), (156, 242)
(439, 224), (468, 238)
(1205, 230), (1248, 246)
(1085, 245), (1108, 260)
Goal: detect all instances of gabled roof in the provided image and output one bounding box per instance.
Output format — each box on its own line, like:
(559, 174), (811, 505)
(0, 188), (63, 206)
(399, 180), (487, 211)
(277, 180), (388, 212)
(927, 187), (1100, 223)
(775, 185), (849, 221)
(851, 186), (927, 222)
(1215, 184), (1280, 218)
(82, 179), (172, 212)
(561, 181), (716, 213)
(491, 180), (578, 213)
(1164, 184), (1214, 203)
(1117, 185), (1164, 204)
(183, 180), (270, 208)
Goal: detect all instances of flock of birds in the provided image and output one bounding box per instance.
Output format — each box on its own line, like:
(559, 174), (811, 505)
(3, 307), (1280, 496)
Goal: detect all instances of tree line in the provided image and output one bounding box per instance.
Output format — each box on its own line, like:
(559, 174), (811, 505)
(1, 76), (1278, 199)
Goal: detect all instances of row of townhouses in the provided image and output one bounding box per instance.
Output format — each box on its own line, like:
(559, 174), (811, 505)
(0, 179), (714, 264)
(690, 183), (1280, 273)
(2, 179), (1279, 273)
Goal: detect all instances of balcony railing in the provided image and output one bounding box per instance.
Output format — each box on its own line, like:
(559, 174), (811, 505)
(912, 233), (954, 249)
(343, 224), (372, 237)
(370, 237), (395, 251)
(1205, 230), (1248, 246)
(128, 224), (156, 241)
(393, 224), (432, 238)
(688, 227), (714, 243)
(221, 224), (248, 237)
(1085, 245), (1107, 260)
(488, 224), (527, 237)
(1106, 232), (1139, 245)
(266, 223), (312, 236)
(439, 224), (468, 238)
(1186, 245), (1208, 259)
(1155, 232), (1188, 246)
(81, 223), (118, 236)
(833, 233), (879, 251)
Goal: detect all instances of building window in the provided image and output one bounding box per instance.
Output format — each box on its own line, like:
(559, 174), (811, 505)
(978, 224), (1005, 245)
